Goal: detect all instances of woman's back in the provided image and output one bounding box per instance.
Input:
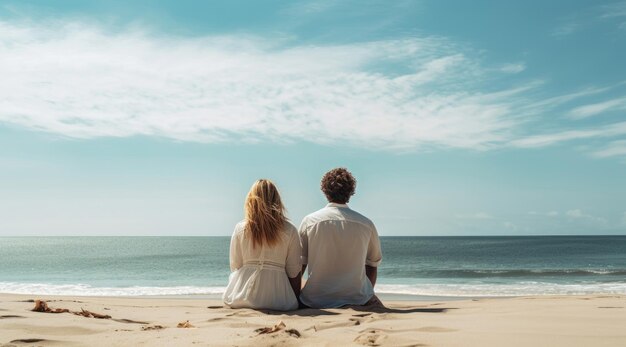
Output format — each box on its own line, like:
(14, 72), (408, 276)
(223, 179), (302, 311)
(229, 220), (301, 277)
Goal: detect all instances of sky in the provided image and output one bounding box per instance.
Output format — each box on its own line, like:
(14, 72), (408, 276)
(0, 0), (625, 236)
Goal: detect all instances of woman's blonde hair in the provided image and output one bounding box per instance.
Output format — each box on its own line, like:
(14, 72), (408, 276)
(244, 179), (287, 248)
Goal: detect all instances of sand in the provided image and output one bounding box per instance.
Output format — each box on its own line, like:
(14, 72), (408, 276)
(1, 294), (625, 347)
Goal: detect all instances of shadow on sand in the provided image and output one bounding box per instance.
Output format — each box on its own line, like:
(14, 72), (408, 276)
(260, 301), (455, 316)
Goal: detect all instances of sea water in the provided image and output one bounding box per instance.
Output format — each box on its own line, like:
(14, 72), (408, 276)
(1, 236), (625, 297)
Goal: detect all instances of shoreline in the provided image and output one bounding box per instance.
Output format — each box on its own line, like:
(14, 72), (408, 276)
(1, 293), (624, 346)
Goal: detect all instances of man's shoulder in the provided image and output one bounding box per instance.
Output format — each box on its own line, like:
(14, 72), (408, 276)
(300, 207), (330, 227)
(301, 206), (375, 230)
(342, 208), (376, 229)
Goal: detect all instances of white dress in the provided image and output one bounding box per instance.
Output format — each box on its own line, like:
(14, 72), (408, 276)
(223, 220), (301, 311)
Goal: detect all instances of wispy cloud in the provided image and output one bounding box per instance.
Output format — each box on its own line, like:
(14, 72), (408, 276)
(529, 211), (559, 217)
(568, 97), (626, 119)
(0, 20), (527, 150)
(498, 63), (526, 74)
(552, 1), (626, 37)
(456, 212), (494, 220)
(592, 140), (626, 158)
(282, 0), (340, 15)
(566, 209), (607, 224)
(597, 1), (626, 30)
(600, 1), (626, 19)
(552, 22), (580, 37)
(0, 20), (624, 154)
(511, 122), (626, 148)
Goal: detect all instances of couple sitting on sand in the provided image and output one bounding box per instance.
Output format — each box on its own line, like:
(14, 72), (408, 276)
(223, 168), (382, 311)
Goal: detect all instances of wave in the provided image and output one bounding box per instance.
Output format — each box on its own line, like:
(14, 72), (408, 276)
(376, 282), (626, 297)
(0, 282), (226, 296)
(385, 269), (626, 278)
(1, 281), (625, 297)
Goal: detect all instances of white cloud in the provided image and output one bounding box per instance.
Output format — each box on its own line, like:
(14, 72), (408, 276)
(502, 221), (519, 230)
(282, 0), (339, 15)
(600, 2), (626, 19)
(566, 209), (607, 224)
(568, 97), (626, 119)
(511, 121), (626, 148)
(0, 20), (537, 151)
(0, 20), (624, 154)
(600, 2), (626, 31)
(456, 212), (494, 220)
(553, 2), (626, 38)
(592, 140), (626, 158)
(528, 211), (559, 217)
(566, 209), (584, 218)
(499, 63), (526, 73)
(552, 22), (579, 37)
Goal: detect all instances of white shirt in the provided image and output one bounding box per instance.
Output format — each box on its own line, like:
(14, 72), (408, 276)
(299, 203), (382, 308)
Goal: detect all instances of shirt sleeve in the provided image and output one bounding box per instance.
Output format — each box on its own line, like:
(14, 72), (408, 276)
(285, 226), (302, 278)
(366, 223), (382, 267)
(229, 225), (243, 272)
(298, 219), (309, 265)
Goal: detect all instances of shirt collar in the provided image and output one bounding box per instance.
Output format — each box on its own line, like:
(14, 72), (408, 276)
(326, 202), (349, 208)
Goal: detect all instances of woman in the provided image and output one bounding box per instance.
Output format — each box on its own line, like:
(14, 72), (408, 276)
(223, 179), (301, 311)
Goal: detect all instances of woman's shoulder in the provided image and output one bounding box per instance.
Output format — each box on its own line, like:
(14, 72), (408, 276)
(282, 221), (298, 236)
(233, 220), (247, 235)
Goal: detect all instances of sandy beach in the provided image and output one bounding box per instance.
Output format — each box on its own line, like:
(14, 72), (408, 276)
(0, 294), (624, 347)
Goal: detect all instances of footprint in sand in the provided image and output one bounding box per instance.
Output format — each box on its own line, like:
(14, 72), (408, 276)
(307, 319), (361, 332)
(141, 325), (165, 331)
(225, 310), (260, 317)
(0, 315), (24, 319)
(354, 329), (387, 346)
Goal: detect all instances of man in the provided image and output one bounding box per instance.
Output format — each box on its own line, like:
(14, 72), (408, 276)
(299, 167), (382, 308)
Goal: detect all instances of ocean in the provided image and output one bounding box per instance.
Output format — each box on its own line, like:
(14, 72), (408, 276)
(1, 236), (625, 298)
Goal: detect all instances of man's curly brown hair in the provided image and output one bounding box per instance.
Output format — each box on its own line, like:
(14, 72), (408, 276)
(320, 167), (356, 204)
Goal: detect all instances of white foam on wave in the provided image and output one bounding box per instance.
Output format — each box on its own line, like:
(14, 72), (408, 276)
(2, 281), (625, 297)
(0, 282), (226, 296)
(376, 282), (626, 297)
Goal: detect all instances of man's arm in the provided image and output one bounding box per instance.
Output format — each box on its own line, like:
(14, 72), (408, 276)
(298, 219), (309, 283)
(365, 224), (382, 287)
(365, 265), (377, 287)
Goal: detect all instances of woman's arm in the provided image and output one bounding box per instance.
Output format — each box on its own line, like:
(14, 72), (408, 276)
(288, 274), (301, 299)
(285, 226), (303, 300)
(229, 226), (243, 272)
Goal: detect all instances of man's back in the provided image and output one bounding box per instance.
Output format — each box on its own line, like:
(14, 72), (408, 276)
(299, 203), (382, 308)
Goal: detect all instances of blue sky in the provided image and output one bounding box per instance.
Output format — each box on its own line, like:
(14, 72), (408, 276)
(0, 0), (625, 236)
